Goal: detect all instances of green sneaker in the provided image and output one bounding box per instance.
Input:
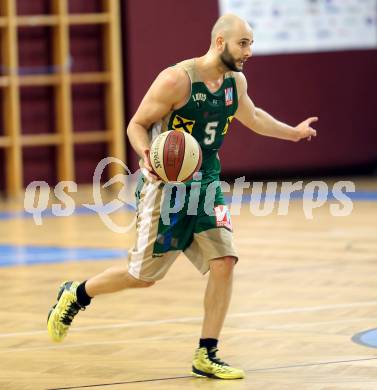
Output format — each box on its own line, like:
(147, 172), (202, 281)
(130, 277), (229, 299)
(47, 281), (84, 342)
(191, 347), (245, 379)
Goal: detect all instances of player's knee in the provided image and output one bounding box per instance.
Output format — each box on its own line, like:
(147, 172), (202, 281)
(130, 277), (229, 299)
(126, 272), (156, 288)
(210, 256), (236, 276)
(135, 279), (156, 288)
(140, 280), (156, 288)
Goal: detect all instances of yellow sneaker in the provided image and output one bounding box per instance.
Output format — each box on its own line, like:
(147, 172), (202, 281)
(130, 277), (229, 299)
(47, 281), (84, 342)
(191, 347), (245, 379)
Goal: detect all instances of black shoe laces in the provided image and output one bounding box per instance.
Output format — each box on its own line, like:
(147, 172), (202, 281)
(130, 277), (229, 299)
(62, 301), (84, 325)
(208, 348), (229, 367)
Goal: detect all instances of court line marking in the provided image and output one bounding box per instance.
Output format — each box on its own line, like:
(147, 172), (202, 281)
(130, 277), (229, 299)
(1, 300), (377, 340)
(2, 328), (255, 353)
(3, 316), (377, 353)
(266, 316), (377, 329)
(45, 357), (377, 390)
(46, 375), (193, 390)
(3, 315), (377, 354)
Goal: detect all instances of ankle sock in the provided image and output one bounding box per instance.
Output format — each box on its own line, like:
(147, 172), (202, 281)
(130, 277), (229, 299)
(199, 338), (218, 350)
(76, 281), (92, 307)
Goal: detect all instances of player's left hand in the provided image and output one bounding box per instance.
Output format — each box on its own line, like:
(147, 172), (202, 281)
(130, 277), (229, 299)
(294, 117), (318, 141)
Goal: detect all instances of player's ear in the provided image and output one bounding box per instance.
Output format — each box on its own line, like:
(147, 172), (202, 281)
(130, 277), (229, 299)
(215, 36), (225, 51)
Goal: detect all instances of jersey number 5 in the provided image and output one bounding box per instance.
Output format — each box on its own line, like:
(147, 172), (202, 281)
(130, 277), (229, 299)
(204, 121), (219, 145)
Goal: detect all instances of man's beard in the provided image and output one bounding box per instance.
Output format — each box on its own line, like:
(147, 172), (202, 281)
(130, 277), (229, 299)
(220, 44), (241, 72)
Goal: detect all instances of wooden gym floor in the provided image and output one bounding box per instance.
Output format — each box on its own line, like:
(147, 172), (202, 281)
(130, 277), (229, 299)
(0, 177), (377, 390)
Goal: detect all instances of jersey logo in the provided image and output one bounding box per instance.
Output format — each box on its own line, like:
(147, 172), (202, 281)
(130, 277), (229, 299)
(214, 205), (233, 231)
(225, 87), (233, 106)
(172, 115), (195, 134)
(192, 93), (207, 102)
(222, 116), (234, 135)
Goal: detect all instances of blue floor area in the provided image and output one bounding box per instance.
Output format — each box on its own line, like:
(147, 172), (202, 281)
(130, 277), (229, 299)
(1, 190), (376, 221)
(0, 189), (375, 268)
(0, 203), (135, 221)
(0, 245), (128, 267)
(352, 328), (377, 349)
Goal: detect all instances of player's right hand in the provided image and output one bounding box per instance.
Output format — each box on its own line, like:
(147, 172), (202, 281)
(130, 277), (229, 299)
(141, 149), (160, 182)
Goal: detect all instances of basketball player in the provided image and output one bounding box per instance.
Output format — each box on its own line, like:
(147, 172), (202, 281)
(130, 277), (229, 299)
(47, 14), (317, 379)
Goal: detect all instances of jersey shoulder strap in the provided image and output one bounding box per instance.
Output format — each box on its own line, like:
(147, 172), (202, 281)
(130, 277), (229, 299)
(174, 58), (236, 85)
(173, 58), (197, 83)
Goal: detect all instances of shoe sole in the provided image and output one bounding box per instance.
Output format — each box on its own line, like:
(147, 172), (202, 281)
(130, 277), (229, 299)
(46, 281), (67, 323)
(47, 304), (56, 323)
(191, 366), (215, 378)
(57, 282), (67, 300)
(47, 281), (70, 342)
(191, 366), (244, 380)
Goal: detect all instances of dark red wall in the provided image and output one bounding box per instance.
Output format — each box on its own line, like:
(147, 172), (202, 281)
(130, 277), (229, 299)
(123, 0), (377, 176)
(2, 0), (376, 193)
(123, 0), (220, 172)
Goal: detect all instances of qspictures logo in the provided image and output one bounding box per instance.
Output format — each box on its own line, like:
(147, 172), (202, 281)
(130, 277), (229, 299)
(24, 157), (356, 233)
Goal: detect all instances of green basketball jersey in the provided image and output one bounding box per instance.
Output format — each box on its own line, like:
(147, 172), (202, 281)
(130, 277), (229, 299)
(150, 58), (238, 184)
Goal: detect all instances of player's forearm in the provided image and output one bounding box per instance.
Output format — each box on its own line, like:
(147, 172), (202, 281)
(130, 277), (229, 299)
(126, 120), (151, 158)
(252, 108), (299, 141)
